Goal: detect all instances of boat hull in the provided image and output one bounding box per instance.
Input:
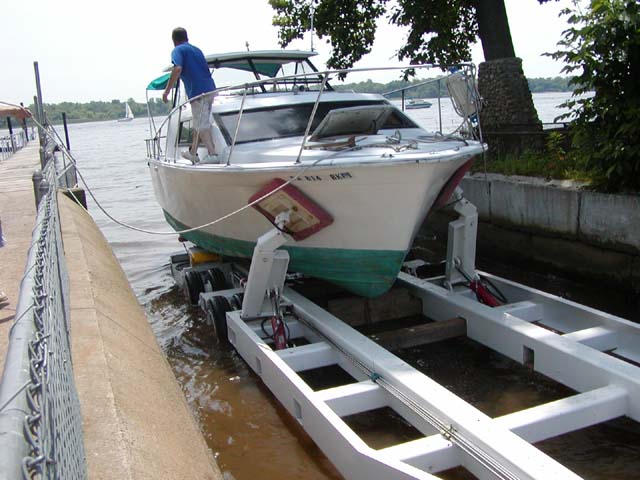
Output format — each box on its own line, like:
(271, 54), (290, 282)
(165, 212), (405, 297)
(149, 153), (476, 296)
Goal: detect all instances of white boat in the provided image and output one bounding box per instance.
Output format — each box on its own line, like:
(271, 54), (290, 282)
(406, 98), (432, 109)
(145, 51), (483, 297)
(118, 102), (134, 122)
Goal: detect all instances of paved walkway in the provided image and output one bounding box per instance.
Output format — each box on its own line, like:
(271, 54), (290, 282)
(0, 142), (40, 374)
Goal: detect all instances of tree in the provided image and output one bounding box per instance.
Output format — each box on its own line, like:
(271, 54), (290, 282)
(270, 0), (553, 143)
(548, 0), (640, 192)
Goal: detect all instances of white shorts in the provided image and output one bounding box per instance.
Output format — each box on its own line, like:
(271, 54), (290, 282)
(190, 95), (213, 131)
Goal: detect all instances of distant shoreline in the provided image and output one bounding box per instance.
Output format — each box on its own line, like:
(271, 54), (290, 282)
(2, 83), (578, 129)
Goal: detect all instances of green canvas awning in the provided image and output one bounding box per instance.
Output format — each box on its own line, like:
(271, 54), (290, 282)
(147, 73), (171, 91)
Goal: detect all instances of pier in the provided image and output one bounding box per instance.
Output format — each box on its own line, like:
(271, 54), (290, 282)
(0, 142), (40, 372)
(0, 141), (221, 479)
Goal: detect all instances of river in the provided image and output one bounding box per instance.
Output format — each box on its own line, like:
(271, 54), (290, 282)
(65, 92), (640, 480)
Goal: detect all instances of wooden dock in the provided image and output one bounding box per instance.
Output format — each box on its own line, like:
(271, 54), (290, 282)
(0, 142), (40, 374)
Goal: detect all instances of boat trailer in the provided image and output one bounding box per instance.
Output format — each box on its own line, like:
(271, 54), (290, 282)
(171, 191), (640, 480)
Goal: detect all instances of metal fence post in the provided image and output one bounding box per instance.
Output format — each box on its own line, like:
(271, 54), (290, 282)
(6, 117), (15, 153)
(32, 170), (45, 208)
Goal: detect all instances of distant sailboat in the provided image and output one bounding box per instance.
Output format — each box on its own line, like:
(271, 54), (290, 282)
(118, 103), (134, 122)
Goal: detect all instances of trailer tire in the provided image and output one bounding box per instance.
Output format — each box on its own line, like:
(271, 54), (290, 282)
(230, 292), (244, 310)
(205, 267), (227, 291)
(184, 270), (204, 305)
(210, 296), (231, 343)
(204, 298), (215, 327)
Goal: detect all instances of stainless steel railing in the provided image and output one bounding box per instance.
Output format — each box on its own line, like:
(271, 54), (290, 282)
(146, 62), (481, 165)
(0, 129), (31, 161)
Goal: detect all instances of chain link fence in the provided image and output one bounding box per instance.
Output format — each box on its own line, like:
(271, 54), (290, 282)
(0, 132), (86, 479)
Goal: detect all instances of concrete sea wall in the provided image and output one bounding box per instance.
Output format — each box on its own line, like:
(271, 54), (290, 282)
(59, 194), (222, 479)
(426, 173), (640, 293)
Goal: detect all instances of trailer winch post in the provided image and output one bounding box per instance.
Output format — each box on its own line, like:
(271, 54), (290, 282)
(241, 211), (292, 319)
(445, 187), (478, 288)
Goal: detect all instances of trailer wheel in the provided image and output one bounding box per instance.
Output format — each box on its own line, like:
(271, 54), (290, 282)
(205, 267), (227, 291)
(230, 292), (244, 310)
(184, 270), (204, 305)
(210, 296), (231, 343)
(204, 298), (216, 327)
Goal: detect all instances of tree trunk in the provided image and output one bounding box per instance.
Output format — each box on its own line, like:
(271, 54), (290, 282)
(475, 0), (515, 60)
(473, 0), (543, 157)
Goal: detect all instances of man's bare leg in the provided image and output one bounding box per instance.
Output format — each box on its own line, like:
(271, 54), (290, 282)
(200, 129), (216, 155)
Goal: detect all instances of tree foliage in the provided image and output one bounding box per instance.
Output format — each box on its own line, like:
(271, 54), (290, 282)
(0, 99), (170, 128)
(527, 76), (575, 93)
(270, 0), (480, 70)
(548, 0), (640, 192)
(270, 0), (553, 70)
(269, 0), (552, 139)
(332, 76), (574, 97)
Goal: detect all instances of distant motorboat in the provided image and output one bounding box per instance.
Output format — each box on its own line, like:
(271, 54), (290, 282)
(118, 103), (134, 122)
(406, 99), (432, 109)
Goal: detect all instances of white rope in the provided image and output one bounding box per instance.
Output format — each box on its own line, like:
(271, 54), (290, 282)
(8, 107), (354, 236)
(65, 137), (338, 236)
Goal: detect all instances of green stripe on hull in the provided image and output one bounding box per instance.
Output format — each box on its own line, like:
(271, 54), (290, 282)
(164, 211), (406, 297)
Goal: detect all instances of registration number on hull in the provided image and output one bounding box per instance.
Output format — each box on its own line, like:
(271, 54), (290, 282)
(289, 172), (353, 182)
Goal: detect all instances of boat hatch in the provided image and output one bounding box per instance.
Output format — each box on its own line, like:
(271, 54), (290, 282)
(309, 105), (394, 141)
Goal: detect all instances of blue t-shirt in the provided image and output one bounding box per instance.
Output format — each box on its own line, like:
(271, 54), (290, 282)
(171, 43), (216, 99)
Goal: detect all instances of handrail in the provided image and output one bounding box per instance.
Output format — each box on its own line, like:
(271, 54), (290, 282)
(382, 76), (447, 98)
(0, 130), (30, 161)
(227, 86), (248, 166)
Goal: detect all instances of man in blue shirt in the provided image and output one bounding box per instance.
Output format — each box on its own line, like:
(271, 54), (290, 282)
(162, 27), (217, 162)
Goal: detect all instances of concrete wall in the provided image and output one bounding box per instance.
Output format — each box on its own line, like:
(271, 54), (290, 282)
(59, 194), (222, 480)
(417, 173), (640, 293)
(462, 173), (640, 254)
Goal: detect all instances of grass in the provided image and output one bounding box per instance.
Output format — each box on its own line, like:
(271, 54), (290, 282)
(471, 132), (593, 185)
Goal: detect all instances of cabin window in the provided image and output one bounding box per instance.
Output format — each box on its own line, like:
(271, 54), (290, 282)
(215, 100), (418, 145)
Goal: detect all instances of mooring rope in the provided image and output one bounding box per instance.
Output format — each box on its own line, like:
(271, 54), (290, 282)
(5, 103), (359, 236)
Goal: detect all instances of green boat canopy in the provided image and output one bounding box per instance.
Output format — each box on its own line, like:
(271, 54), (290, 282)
(147, 73), (171, 91)
(161, 50), (318, 78)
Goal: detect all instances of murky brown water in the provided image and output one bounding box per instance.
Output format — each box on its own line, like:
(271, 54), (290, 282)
(67, 94), (640, 480)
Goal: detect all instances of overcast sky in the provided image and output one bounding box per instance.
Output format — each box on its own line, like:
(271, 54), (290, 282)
(0, 0), (576, 105)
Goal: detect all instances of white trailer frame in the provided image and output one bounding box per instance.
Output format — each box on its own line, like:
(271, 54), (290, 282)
(189, 195), (640, 480)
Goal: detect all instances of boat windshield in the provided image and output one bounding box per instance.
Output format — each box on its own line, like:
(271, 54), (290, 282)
(214, 100), (418, 145)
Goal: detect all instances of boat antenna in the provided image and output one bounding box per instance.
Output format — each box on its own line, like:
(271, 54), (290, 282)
(309, 5), (315, 52)
(245, 41), (250, 51)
